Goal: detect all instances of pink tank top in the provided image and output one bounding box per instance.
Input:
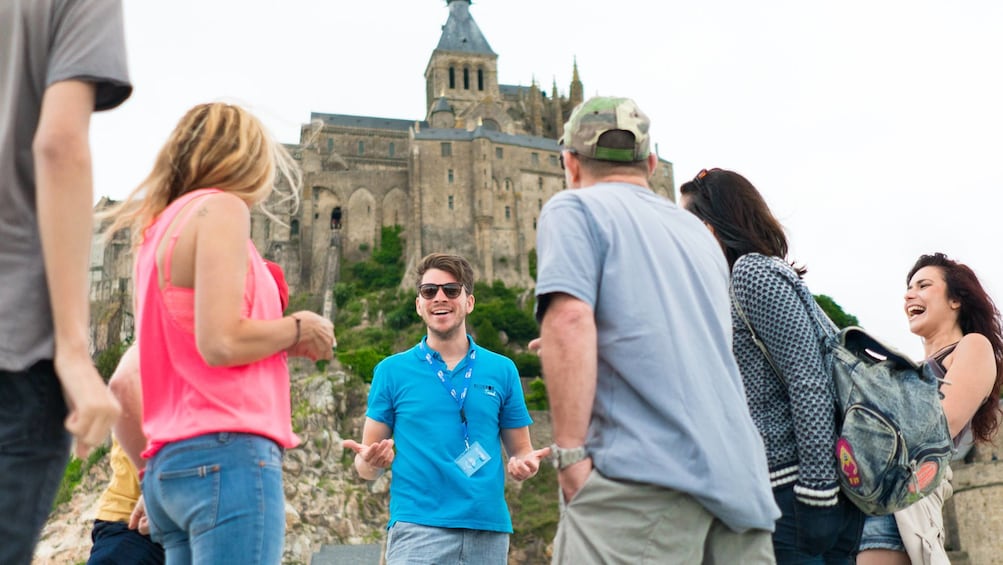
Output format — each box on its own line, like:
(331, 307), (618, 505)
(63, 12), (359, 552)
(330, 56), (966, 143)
(134, 188), (299, 458)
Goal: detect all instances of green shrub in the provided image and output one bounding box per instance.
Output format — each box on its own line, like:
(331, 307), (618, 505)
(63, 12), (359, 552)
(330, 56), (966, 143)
(52, 442), (110, 509)
(93, 340), (130, 382)
(338, 347), (387, 382)
(333, 281), (357, 306)
(342, 225), (405, 290)
(814, 294), (860, 329)
(472, 318), (503, 351)
(385, 300), (417, 330)
(524, 377), (548, 410)
(466, 280), (538, 343)
(512, 353), (542, 379)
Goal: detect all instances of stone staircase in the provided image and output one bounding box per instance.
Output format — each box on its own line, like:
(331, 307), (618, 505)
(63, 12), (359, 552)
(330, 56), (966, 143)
(311, 543), (382, 565)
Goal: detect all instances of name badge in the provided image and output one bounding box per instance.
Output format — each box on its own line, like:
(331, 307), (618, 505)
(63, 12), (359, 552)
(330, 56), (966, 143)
(454, 441), (490, 477)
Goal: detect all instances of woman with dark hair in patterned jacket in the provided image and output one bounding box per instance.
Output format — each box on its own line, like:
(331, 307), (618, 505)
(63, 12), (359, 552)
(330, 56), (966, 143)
(680, 168), (864, 565)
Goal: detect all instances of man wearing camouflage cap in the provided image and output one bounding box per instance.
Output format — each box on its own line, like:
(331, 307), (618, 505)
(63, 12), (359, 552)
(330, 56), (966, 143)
(534, 97), (780, 563)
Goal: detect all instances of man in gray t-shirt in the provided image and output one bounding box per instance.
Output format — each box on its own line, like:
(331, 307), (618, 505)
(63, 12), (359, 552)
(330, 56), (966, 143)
(0, 1), (131, 561)
(535, 97), (780, 564)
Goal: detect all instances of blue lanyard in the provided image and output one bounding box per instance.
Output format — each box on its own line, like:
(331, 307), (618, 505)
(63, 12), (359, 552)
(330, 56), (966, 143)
(420, 339), (476, 448)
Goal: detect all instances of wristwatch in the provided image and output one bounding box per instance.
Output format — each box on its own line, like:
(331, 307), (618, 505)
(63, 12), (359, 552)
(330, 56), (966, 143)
(549, 444), (588, 470)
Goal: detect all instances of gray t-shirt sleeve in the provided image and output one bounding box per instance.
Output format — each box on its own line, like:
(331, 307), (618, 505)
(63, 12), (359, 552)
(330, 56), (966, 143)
(48, 0), (132, 110)
(534, 191), (602, 321)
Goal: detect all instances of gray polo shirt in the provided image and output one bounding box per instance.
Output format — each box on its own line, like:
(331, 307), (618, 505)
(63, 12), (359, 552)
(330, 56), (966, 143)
(0, 0), (132, 370)
(535, 181), (780, 532)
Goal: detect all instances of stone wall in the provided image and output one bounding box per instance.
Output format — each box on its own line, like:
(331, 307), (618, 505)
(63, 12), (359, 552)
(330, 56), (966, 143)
(945, 436), (1003, 564)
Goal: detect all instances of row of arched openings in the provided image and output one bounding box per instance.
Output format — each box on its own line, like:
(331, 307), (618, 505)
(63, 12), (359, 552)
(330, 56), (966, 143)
(448, 66), (484, 91)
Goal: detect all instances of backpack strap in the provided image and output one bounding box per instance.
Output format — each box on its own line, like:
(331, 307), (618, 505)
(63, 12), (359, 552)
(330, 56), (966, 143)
(730, 255), (834, 386)
(731, 283), (787, 387)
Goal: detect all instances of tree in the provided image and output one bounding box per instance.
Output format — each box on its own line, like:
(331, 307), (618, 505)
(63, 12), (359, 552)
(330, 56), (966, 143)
(814, 294), (859, 329)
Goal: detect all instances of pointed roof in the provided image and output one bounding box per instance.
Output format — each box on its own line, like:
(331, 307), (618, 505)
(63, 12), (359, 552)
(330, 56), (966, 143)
(431, 95), (454, 114)
(436, 0), (495, 56)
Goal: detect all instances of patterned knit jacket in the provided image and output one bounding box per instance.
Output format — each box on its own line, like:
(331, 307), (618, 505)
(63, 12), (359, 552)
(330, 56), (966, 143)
(731, 253), (840, 507)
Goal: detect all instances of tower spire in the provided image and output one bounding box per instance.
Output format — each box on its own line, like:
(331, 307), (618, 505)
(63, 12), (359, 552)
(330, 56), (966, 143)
(569, 56), (584, 108)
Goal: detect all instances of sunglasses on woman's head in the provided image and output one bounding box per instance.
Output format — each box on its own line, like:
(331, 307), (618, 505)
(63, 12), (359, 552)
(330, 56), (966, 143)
(418, 283), (464, 300)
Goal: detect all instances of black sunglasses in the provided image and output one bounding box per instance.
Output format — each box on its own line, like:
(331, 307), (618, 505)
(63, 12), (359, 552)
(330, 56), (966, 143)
(418, 282), (464, 300)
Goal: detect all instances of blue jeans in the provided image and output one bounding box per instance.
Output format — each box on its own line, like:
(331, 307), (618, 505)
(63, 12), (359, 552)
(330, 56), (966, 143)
(0, 361), (71, 565)
(142, 432), (285, 565)
(88, 519), (165, 564)
(773, 484), (864, 565)
(386, 521), (509, 565)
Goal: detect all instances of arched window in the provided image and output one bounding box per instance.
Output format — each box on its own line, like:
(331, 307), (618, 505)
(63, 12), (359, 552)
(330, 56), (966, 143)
(504, 206), (511, 219)
(291, 218), (300, 236)
(331, 207), (342, 230)
(357, 141), (364, 155)
(477, 68), (484, 91)
(389, 142), (395, 157)
(449, 67), (455, 89)
(463, 67), (470, 90)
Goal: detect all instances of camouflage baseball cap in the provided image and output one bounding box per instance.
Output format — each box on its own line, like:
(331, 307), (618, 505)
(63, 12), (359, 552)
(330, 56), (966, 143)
(560, 96), (650, 162)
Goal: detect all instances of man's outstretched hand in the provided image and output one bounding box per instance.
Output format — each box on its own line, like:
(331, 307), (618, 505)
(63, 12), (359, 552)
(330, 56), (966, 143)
(507, 446), (552, 481)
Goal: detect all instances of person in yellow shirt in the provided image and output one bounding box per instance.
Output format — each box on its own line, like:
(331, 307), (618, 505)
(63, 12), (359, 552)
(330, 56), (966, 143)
(87, 437), (163, 564)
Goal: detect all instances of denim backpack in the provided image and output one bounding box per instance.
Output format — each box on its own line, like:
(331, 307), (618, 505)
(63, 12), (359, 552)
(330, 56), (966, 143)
(732, 261), (954, 516)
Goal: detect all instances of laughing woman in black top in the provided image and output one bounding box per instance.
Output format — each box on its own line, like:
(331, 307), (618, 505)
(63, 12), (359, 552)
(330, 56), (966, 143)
(857, 253), (1003, 564)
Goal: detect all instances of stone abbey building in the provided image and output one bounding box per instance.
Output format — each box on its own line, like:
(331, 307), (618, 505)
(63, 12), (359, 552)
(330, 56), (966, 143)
(248, 0), (675, 296)
(90, 0), (676, 343)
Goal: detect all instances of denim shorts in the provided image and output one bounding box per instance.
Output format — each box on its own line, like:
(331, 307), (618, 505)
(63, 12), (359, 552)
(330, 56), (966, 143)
(385, 521), (509, 565)
(858, 513), (905, 552)
(142, 432), (285, 565)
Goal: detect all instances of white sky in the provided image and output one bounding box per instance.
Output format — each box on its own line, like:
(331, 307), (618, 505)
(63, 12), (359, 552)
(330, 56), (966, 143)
(91, 0), (1003, 360)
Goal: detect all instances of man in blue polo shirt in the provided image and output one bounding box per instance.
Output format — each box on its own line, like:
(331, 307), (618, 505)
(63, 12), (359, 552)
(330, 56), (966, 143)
(343, 253), (550, 565)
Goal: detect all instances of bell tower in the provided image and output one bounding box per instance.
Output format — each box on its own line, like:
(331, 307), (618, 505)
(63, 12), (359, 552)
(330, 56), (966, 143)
(424, 0), (500, 123)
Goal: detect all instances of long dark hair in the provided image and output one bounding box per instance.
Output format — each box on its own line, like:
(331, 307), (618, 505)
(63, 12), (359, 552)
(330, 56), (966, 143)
(908, 253), (1003, 443)
(679, 168), (805, 276)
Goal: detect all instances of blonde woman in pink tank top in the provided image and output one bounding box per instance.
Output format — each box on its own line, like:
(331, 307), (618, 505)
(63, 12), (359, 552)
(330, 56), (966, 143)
(102, 103), (335, 564)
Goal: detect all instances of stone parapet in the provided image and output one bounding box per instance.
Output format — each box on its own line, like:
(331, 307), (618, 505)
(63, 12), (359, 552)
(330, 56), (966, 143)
(949, 458), (1003, 564)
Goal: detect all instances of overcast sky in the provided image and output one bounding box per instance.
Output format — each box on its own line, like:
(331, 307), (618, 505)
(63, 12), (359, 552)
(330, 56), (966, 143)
(91, 0), (1003, 360)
